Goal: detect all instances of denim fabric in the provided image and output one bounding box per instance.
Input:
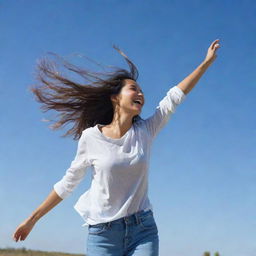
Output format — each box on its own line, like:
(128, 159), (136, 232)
(86, 209), (159, 256)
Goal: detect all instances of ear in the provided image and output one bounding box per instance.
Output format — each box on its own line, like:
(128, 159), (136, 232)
(110, 94), (119, 103)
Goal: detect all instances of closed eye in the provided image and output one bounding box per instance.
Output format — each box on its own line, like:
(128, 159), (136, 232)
(130, 87), (143, 94)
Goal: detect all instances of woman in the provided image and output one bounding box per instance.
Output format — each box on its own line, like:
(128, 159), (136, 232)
(12, 39), (220, 256)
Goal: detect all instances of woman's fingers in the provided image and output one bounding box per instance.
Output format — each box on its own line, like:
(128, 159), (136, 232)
(15, 234), (25, 242)
(13, 229), (18, 241)
(211, 39), (220, 50)
(13, 227), (25, 242)
(13, 233), (18, 242)
(13, 231), (20, 242)
(13, 219), (35, 242)
(204, 39), (221, 64)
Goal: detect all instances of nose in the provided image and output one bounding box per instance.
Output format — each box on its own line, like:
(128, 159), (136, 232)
(138, 90), (143, 96)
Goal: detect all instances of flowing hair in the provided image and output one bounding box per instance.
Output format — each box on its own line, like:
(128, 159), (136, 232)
(30, 45), (143, 140)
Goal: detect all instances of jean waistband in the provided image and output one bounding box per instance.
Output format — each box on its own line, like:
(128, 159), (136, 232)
(86, 208), (153, 228)
(106, 208), (153, 227)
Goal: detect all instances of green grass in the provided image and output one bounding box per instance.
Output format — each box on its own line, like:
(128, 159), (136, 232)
(0, 248), (85, 256)
(0, 247), (220, 256)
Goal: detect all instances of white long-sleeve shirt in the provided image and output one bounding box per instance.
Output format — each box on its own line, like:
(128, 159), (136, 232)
(53, 85), (186, 227)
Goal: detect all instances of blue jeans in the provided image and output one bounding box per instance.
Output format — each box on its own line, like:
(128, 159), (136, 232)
(86, 209), (159, 256)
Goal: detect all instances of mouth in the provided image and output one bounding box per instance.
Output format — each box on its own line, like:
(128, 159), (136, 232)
(133, 99), (143, 106)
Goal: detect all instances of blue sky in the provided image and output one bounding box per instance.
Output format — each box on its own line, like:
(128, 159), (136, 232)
(1, 0), (255, 255)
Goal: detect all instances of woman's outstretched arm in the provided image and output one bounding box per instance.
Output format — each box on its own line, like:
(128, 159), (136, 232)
(142, 39), (221, 139)
(177, 39), (221, 95)
(28, 189), (63, 222)
(12, 189), (63, 242)
(13, 130), (90, 242)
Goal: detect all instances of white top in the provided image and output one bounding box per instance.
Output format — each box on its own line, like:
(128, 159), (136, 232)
(53, 85), (186, 227)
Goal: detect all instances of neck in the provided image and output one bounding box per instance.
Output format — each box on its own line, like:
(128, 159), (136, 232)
(106, 113), (134, 134)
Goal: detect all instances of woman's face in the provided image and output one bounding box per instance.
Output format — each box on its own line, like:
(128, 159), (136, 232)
(111, 79), (144, 117)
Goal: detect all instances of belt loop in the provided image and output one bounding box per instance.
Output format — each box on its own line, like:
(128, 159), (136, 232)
(107, 221), (111, 228)
(135, 212), (140, 225)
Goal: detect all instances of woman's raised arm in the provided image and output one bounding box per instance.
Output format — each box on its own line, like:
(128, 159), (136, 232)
(177, 39), (221, 95)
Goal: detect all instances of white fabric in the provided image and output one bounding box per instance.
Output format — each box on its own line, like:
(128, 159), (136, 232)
(53, 85), (186, 227)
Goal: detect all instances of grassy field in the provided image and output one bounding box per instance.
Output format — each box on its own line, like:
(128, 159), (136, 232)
(0, 247), (220, 256)
(0, 248), (85, 256)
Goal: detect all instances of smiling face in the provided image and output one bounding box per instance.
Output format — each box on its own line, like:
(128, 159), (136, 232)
(111, 79), (145, 117)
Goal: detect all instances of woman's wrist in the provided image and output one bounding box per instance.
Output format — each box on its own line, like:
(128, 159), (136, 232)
(201, 59), (212, 68)
(28, 212), (40, 223)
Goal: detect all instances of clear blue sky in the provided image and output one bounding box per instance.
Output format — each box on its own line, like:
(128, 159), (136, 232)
(1, 1), (255, 255)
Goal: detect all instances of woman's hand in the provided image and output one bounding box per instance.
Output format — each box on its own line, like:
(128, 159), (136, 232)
(204, 39), (221, 65)
(12, 217), (37, 242)
(12, 189), (63, 242)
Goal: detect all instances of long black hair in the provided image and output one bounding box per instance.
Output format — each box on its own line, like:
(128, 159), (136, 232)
(30, 45), (142, 140)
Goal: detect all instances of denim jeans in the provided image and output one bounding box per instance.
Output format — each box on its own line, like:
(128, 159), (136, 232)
(86, 209), (159, 256)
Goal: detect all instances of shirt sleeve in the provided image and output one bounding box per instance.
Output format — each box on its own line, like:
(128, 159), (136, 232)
(53, 130), (90, 199)
(143, 85), (186, 139)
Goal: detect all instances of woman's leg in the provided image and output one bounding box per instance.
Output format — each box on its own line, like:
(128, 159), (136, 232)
(85, 209), (159, 256)
(126, 210), (159, 256)
(86, 221), (124, 256)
